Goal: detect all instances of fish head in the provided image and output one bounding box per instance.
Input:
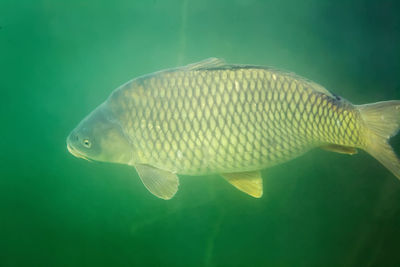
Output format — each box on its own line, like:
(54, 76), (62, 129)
(67, 103), (133, 164)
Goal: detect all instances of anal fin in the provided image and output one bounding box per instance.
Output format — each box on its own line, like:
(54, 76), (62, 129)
(135, 164), (179, 200)
(221, 171), (263, 198)
(321, 144), (358, 155)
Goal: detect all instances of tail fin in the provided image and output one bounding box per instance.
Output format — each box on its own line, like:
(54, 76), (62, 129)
(357, 101), (400, 179)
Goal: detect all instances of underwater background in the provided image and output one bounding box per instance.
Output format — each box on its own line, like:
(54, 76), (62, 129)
(1, 0), (400, 266)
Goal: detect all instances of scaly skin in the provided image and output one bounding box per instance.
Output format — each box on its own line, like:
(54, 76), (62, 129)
(107, 66), (365, 175)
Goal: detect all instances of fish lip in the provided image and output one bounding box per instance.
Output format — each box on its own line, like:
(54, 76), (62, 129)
(67, 143), (91, 162)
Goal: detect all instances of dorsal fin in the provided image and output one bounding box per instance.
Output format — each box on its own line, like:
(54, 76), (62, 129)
(301, 79), (334, 97)
(178, 58), (334, 97)
(271, 69), (334, 97)
(185, 58), (227, 70)
(191, 59), (333, 97)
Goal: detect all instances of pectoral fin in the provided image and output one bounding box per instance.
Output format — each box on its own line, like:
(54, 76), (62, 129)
(321, 144), (358, 155)
(221, 171), (263, 198)
(135, 164), (179, 200)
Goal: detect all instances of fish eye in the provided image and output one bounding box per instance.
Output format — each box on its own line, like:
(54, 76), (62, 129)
(83, 139), (91, 148)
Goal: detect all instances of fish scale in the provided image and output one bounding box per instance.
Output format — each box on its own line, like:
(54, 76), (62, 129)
(108, 66), (363, 175)
(68, 58), (400, 199)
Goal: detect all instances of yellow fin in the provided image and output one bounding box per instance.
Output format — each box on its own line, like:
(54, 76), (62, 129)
(321, 144), (358, 155)
(358, 101), (400, 179)
(135, 164), (179, 200)
(221, 171), (263, 198)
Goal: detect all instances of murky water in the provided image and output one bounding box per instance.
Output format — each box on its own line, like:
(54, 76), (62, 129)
(1, 0), (400, 266)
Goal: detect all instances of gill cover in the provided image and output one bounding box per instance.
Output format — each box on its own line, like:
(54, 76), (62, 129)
(67, 103), (132, 164)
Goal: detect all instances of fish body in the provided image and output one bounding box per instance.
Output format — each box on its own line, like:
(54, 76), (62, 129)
(110, 63), (362, 174)
(67, 58), (400, 199)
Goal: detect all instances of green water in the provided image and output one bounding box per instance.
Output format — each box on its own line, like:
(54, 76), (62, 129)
(1, 0), (400, 266)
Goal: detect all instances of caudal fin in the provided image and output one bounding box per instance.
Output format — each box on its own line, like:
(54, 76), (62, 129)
(358, 101), (400, 179)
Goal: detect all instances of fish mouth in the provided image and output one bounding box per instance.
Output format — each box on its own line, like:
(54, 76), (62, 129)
(67, 143), (91, 162)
